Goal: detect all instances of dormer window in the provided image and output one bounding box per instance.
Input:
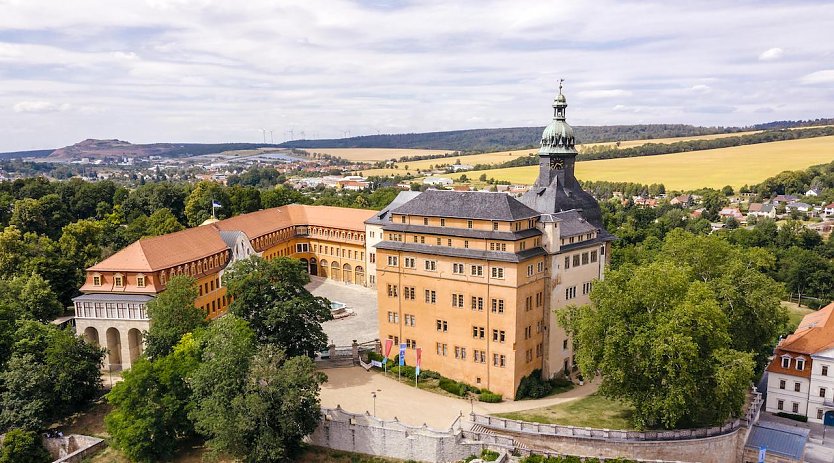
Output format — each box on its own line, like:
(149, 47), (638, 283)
(137, 275), (146, 288)
(781, 356), (791, 368)
(93, 274), (101, 286)
(114, 274), (124, 287)
(797, 358), (806, 371)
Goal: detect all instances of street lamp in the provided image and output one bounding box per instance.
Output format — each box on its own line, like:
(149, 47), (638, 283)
(371, 391), (377, 417)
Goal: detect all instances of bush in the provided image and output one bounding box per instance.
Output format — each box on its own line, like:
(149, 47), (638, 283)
(439, 377), (466, 396)
(390, 365), (417, 380)
(515, 369), (574, 400)
(420, 369), (441, 380)
(366, 351), (384, 363)
(480, 449), (500, 461)
(478, 391), (503, 403)
(776, 412), (808, 422)
(521, 455), (638, 463)
(0, 428), (51, 463)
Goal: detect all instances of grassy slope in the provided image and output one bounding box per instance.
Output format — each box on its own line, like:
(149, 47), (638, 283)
(437, 135), (834, 190)
(304, 147), (452, 162)
(496, 393), (635, 430)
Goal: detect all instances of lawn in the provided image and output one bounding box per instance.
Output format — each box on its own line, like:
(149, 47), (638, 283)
(495, 393), (635, 430)
(783, 301), (815, 332)
(436, 135), (834, 190)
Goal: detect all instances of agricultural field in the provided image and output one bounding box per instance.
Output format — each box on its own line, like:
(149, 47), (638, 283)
(302, 147), (452, 162)
(439, 135), (834, 191)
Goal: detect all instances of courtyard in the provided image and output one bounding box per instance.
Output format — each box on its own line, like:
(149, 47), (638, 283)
(307, 277), (379, 347)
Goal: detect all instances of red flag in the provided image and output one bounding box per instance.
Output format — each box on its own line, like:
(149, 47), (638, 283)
(415, 347), (422, 376)
(384, 339), (393, 358)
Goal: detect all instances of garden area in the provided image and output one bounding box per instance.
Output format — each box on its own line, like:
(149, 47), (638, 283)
(495, 394), (635, 430)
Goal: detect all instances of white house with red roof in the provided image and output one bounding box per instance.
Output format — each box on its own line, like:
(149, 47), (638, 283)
(766, 303), (834, 423)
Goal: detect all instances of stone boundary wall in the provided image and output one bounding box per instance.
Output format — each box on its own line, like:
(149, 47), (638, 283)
(42, 434), (105, 463)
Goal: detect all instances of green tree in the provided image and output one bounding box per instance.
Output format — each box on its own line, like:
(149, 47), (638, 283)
(561, 261), (755, 429)
(145, 208), (185, 236)
(261, 186), (310, 209)
(0, 322), (104, 431)
(225, 257), (333, 356)
(0, 273), (63, 322)
(106, 334), (200, 463)
(184, 181), (231, 226)
(144, 275), (203, 359)
(700, 189), (727, 221)
(721, 185), (734, 196)
(0, 428), (50, 463)
(228, 185), (262, 215)
(59, 219), (105, 268)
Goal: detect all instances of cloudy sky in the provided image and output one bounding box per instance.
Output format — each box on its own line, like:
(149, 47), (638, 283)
(1, 0), (833, 151)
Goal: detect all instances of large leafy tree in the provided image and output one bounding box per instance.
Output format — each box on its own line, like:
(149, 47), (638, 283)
(225, 257), (333, 356)
(0, 273), (63, 323)
(184, 181), (231, 226)
(106, 334), (200, 463)
(144, 275), (204, 359)
(0, 321), (104, 431)
(561, 261), (755, 429)
(0, 428), (51, 463)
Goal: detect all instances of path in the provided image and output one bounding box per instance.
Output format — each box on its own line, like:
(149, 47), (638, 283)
(307, 277), (379, 346)
(319, 366), (598, 429)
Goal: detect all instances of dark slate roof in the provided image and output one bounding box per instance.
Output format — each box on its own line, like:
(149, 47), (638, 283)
(381, 223), (541, 241)
(745, 421), (808, 459)
(73, 293), (155, 302)
(391, 190), (540, 221)
(558, 235), (613, 253)
(365, 191), (422, 225)
(219, 230), (248, 248)
(374, 241), (546, 263)
(541, 209), (616, 242)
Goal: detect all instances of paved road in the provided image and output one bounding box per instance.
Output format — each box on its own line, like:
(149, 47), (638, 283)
(307, 277), (379, 347)
(319, 366), (597, 429)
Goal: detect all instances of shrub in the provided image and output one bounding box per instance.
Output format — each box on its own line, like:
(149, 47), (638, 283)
(480, 449), (500, 461)
(420, 369), (441, 380)
(366, 351), (384, 363)
(776, 412), (808, 422)
(439, 377), (466, 396)
(478, 391), (503, 403)
(390, 365), (417, 380)
(0, 428), (51, 463)
(515, 369), (574, 400)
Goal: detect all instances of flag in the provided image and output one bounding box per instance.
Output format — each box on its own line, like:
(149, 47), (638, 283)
(383, 339), (393, 364)
(399, 343), (406, 366)
(211, 201), (222, 209)
(415, 347), (422, 376)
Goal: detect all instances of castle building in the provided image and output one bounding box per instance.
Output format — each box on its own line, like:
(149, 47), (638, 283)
(74, 86), (612, 399)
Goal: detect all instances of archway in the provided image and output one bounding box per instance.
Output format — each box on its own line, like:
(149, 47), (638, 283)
(128, 329), (143, 363)
(300, 258), (309, 274)
(319, 259), (328, 278)
(310, 258), (318, 276)
(342, 263), (352, 284)
(330, 261), (341, 281)
(355, 266), (365, 286)
(83, 326), (100, 346)
(106, 327), (122, 369)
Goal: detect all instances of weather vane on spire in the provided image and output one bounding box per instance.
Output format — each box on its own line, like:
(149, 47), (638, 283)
(559, 78), (564, 94)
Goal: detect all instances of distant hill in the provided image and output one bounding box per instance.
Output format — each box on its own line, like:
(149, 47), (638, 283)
(45, 139), (282, 161)
(0, 149), (54, 161)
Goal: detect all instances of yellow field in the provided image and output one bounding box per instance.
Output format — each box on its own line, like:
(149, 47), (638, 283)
(301, 148), (452, 162)
(437, 136), (834, 191)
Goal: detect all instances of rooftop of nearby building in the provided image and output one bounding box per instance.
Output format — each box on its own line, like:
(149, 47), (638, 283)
(767, 303), (834, 376)
(745, 421), (808, 459)
(391, 189), (539, 221)
(365, 191), (422, 226)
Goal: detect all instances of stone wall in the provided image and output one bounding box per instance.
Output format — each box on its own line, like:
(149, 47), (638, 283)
(42, 434), (104, 463)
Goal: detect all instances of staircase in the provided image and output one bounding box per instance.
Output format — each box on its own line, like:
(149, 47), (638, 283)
(470, 423), (531, 452)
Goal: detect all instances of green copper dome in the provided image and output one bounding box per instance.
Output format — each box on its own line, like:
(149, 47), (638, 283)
(539, 83), (576, 155)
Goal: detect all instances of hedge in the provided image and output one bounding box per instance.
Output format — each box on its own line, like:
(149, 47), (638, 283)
(478, 390), (503, 403)
(515, 369), (574, 400)
(775, 412), (808, 422)
(521, 455), (640, 463)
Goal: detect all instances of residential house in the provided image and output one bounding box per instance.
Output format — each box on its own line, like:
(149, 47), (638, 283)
(670, 194), (693, 206)
(823, 203), (834, 216)
(766, 303), (834, 423)
(719, 207), (744, 221)
(806, 188), (821, 197)
(423, 177), (453, 186)
(748, 203), (776, 219)
(773, 194), (799, 204)
(786, 202), (812, 213)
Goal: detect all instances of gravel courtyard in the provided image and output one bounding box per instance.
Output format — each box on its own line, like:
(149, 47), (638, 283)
(307, 276), (379, 347)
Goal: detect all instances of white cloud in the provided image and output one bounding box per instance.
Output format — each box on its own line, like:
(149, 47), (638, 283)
(758, 47), (784, 61)
(800, 70), (834, 85)
(12, 101), (70, 113)
(578, 89), (632, 99)
(689, 84), (712, 94)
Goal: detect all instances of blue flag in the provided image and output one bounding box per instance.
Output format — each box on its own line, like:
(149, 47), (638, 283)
(212, 201), (222, 208)
(399, 343), (406, 366)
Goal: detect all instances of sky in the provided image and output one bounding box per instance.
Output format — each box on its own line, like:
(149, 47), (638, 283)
(1, 0), (833, 151)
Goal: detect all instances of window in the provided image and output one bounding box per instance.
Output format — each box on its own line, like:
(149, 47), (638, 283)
(472, 326), (485, 339)
(387, 256), (398, 266)
(420, 236), (425, 244)
(537, 261), (544, 272)
(821, 388), (827, 398)
(526, 349), (533, 363)
(520, 241), (526, 251)
(370, 253), (376, 263)
(387, 311), (399, 323)
(493, 354), (506, 367)
(491, 267), (504, 279)
(137, 275), (146, 288)
(404, 314), (415, 326)
(582, 282), (593, 295)
(423, 217), (429, 225)
(455, 346), (467, 360)
(491, 299), (504, 314)
(425, 290), (436, 304)
(404, 257), (415, 268)
(474, 350), (486, 363)
(563, 339), (569, 350)
(779, 379), (786, 390)
(493, 222), (499, 231)
(536, 292), (543, 307)
(565, 286), (577, 300)
(492, 329), (505, 343)
(424, 260), (437, 271)
(819, 409), (825, 420)
(777, 399), (784, 410)
(448, 239), (452, 247)
(404, 286), (416, 300)
(464, 240), (469, 249)
(797, 358), (806, 371)
(440, 218), (446, 227)
(527, 265), (534, 276)
(436, 343), (448, 356)
(413, 235), (418, 243)
(573, 254), (580, 267)
(591, 250), (598, 263)
(436, 238), (441, 245)
(792, 402), (799, 413)
(471, 265), (483, 276)
(564, 256), (570, 269)
(436, 320), (448, 332)
(452, 293), (464, 308)
(387, 284), (398, 297)
(824, 365), (829, 376)
(782, 357), (791, 368)
(93, 275), (101, 286)
(524, 326), (532, 339)
(794, 382), (801, 392)
(582, 252), (589, 265)
(114, 275), (124, 287)
(295, 243), (309, 253)
(453, 263), (465, 274)
(406, 338), (417, 349)
(471, 296), (484, 311)
(525, 296), (532, 311)
(467, 220), (473, 229)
